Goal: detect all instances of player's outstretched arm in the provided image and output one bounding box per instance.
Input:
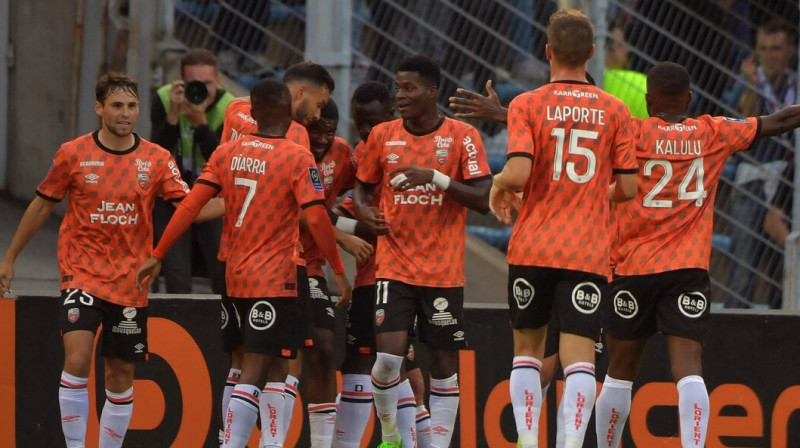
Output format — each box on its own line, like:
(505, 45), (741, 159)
(490, 157), (530, 225)
(333, 213), (378, 241)
(388, 166), (491, 214)
(354, 181), (390, 235)
(448, 80), (509, 123)
(176, 196), (225, 223)
(305, 203), (352, 307)
(334, 227), (374, 263)
(759, 104), (800, 138)
(138, 182), (217, 290)
(0, 196), (57, 296)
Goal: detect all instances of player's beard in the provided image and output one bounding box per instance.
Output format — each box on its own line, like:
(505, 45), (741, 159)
(106, 121), (134, 138)
(294, 98), (313, 126)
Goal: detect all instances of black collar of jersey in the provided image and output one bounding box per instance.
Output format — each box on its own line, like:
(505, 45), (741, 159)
(252, 132), (287, 139)
(93, 131), (140, 155)
(403, 115), (445, 137)
(549, 80), (593, 86)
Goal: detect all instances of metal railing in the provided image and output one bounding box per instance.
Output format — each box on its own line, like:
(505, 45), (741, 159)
(162, 0), (800, 309)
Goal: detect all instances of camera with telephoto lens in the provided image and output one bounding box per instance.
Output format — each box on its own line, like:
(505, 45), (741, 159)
(184, 80), (209, 105)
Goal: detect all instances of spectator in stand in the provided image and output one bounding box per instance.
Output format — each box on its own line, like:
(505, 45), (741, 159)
(150, 48), (234, 294)
(604, 24), (648, 119)
(725, 19), (797, 308)
(763, 163), (795, 309)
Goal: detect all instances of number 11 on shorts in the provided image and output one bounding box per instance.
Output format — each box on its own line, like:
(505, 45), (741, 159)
(376, 280), (389, 305)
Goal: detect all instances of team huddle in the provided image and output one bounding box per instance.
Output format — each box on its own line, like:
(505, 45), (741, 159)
(2, 7), (800, 448)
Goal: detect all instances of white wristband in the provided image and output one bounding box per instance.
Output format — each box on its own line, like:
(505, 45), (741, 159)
(335, 216), (358, 235)
(431, 170), (451, 190)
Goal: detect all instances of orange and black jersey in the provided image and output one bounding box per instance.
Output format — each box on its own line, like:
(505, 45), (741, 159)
(615, 116), (760, 275)
(197, 134), (325, 298)
(357, 117), (491, 287)
(37, 132), (189, 306)
(506, 81), (638, 277)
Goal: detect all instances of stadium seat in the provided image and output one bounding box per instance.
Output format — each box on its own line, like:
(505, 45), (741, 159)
(467, 225), (512, 252)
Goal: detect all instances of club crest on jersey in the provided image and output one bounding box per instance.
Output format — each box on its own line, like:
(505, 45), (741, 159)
(137, 172), (150, 190)
(434, 136), (452, 165)
(435, 148), (448, 166)
(67, 307), (80, 323)
(309, 167), (324, 191)
(375, 308), (385, 326)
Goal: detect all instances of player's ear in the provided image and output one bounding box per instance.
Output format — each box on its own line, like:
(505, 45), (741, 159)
(94, 100), (103, 116)
(587, 44), (595, 61)
(294, 85), (306, 101)
(428, 83), (439, 99)
(545, 44), (553, 62)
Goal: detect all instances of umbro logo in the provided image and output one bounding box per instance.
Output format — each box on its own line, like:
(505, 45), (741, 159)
(85, 173), (100, 184)
(387, 153), (400, 164)
(134, 343), (145, 353)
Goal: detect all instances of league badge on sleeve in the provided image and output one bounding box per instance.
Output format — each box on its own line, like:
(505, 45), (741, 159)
(309, 167), (324, 191)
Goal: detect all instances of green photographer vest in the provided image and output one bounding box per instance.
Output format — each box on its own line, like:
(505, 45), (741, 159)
(157, 84), (234, 172)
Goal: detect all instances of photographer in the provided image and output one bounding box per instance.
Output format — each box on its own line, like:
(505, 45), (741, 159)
(151, 48), (234, 294)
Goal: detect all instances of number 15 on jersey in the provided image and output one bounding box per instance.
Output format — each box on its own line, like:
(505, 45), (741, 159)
(551, 128), (598, 184)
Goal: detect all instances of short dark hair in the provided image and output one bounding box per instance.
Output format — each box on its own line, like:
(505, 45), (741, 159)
(320, 98), (339, 121)
(352, 81), (393, 108)
(180, 48), (218, 74)
(283, 61), (335, 92)
(397, 54), (441, 87)
(95, 72), (138, 104)
(547, 9), (594, 68)
(647, 61), (691, 96)
(250, 78), (292, 112)
(758, 19), (796, 43)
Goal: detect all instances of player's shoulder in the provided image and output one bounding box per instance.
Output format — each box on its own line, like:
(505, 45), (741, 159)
(442, 116), (478, 135)
(274, 136), (313, 160)
(59, 132), (97, 152)
(225, 98), (255, 120)
(509, 88), (540, 107)
(699, 114), (753, 127)
(136, 135), (175, 158)
(289, 120), (308, 134)
(332, 136), (352, 152)
(372, 118), (403, 135)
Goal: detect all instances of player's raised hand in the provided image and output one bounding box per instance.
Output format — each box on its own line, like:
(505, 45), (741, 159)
(333, 272), (353, 309)
(490, 184), (521, 226)
(449, 80), (508, 123)
(136, 257), (162, 292)
(389, 167), (433, 191)
(0, 259), (14, 297)
(339, 234), (374, 263)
